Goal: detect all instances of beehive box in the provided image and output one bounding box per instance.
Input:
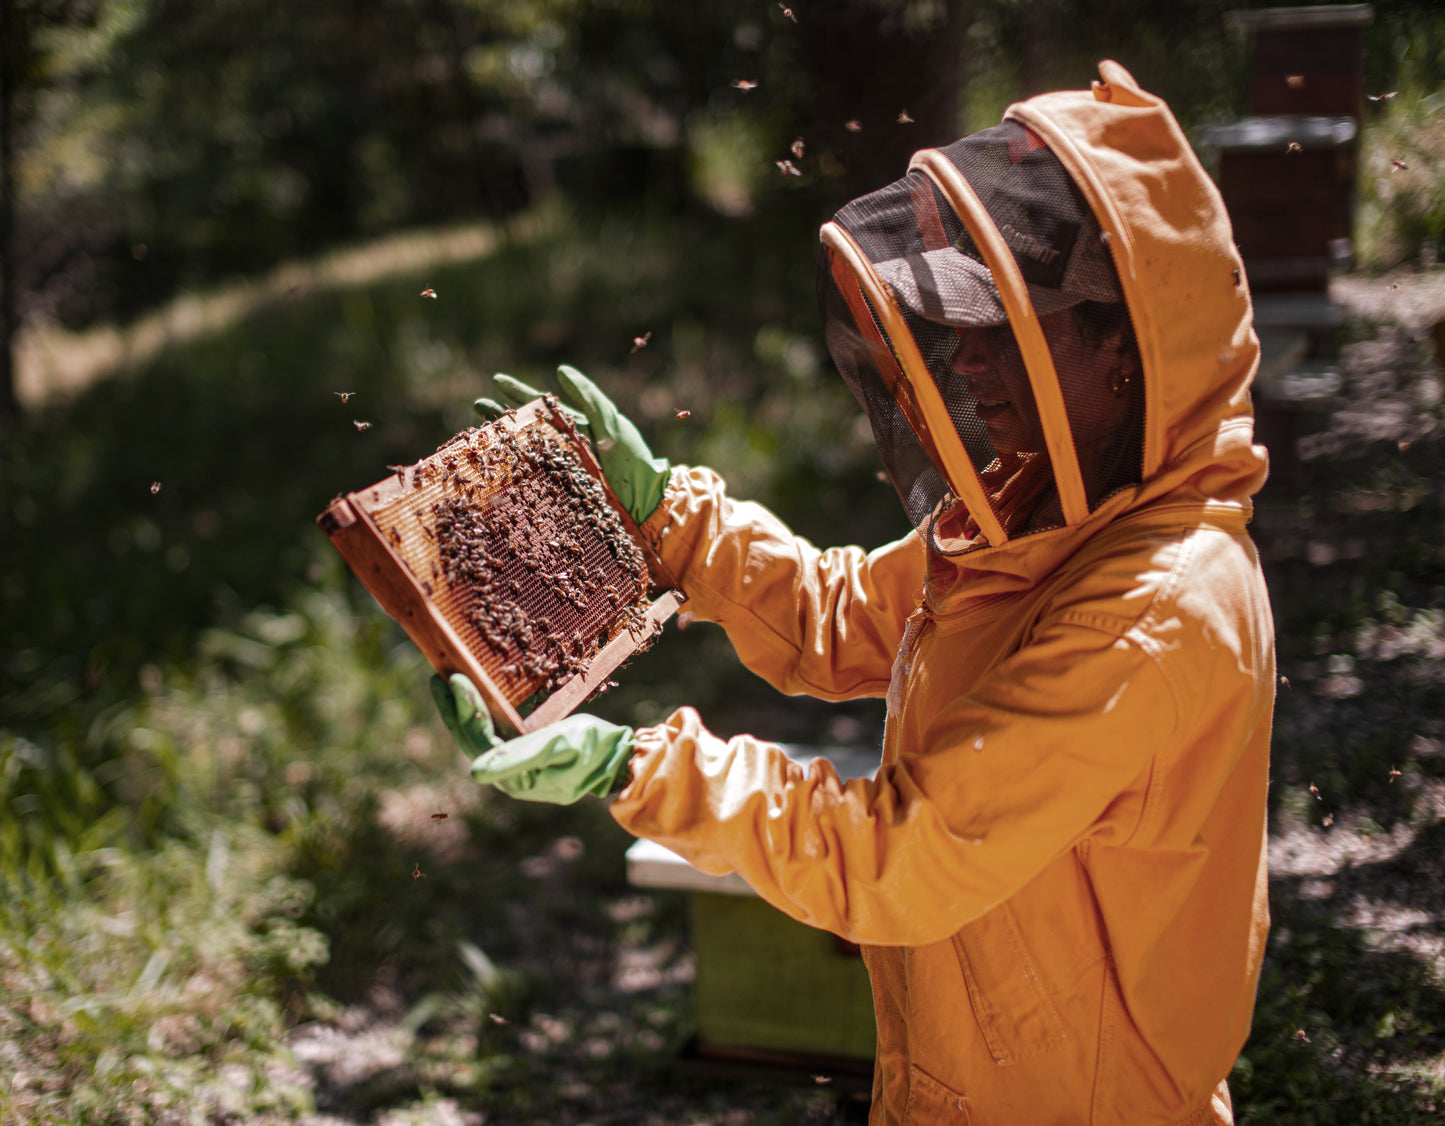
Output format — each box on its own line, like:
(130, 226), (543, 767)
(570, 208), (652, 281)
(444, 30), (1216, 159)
(317, 397), (682, 735)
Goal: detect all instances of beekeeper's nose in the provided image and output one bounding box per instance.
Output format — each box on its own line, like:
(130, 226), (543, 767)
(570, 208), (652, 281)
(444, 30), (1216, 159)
(952, 328), (993, 382)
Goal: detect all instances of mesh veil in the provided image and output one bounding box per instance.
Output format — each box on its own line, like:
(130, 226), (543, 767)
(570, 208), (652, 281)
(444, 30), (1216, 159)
(819, 120), (1145, 548)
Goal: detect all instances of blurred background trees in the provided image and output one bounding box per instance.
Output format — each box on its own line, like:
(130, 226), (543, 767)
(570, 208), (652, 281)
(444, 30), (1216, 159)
(3, 1), (1445, 1122)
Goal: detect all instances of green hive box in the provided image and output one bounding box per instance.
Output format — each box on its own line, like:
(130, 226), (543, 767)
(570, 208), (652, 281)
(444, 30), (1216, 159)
(689, 890), (876, 1060)
(625, 745), (879, 1067)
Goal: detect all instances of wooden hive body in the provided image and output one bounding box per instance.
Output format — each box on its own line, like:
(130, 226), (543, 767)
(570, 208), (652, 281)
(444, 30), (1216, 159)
(317, 398), (681, 735)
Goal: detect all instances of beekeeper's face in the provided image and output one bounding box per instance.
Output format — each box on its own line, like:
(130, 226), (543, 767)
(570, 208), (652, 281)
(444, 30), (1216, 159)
(953, 307), (1137, 460)
(951, 322), (1041, 457)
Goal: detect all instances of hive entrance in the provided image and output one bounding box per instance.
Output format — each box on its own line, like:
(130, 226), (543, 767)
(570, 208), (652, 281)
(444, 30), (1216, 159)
(318, 397), (681, 735)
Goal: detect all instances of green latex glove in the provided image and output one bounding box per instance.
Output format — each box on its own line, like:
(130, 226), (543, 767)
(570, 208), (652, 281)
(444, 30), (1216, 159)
(431, 673), (636, 804)
(473, 364), (670, 524)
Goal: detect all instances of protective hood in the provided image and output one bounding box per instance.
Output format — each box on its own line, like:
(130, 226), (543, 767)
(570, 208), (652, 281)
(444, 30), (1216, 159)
(819, 61), (1266, 561)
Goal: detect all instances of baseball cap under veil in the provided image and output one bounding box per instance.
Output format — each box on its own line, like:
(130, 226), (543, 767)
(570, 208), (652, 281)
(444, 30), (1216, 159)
(818, 120), (1144, 550)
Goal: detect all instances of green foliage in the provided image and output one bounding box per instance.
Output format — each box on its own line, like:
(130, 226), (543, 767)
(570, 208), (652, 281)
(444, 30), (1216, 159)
(1356, 88), (1445, 271)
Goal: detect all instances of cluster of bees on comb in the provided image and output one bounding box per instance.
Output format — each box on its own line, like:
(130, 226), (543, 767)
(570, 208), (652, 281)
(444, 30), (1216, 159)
(392, 400), (655, 698)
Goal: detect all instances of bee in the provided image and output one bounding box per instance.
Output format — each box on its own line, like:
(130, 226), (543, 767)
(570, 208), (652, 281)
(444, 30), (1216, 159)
(775, 159), (802, 177)
(1322, 814), (1334, 828)
(731, 79), (758, 92)
(432, 812), (449, 821)
(1367, 91), (1398, 102)
(1286, 141), (1302, 154)
(150, 481), (162, 495)
(897, 110), (914, 124)
(779, 3), (797, 22)
(334, 391), (356, 402)
(1293, 1028), (1310, 1043)
(790, 138), (805, 159)
(844, 120), (862, 133)
(1388, 766), (1402, 783)
(354, 420), (373, 431)
(1309, 783), (1321, 800)
(1391, 158), (1408, 173)
(411, 862), (426, 879)
(1232, 269), (1241, 287)
(631, 331), (652, 354)
(1285, 74), (1304, 90)
(674, 408), (691, 420)
(1279, 674), (1290, 689)
(420, 288), (438, 299)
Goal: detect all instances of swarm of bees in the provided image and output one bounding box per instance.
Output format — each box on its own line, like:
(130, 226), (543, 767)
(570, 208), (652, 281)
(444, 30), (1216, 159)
(392, 411), (656, 700)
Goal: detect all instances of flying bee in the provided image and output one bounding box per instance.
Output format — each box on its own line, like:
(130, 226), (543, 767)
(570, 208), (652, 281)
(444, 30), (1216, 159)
(354, 420), (373, 431)
(631, 331), (652, 354)
(897, 110), (914, 124)
(150, 481), (162, 495)
(674, 408), (691, 420)
(334, 391), (356, 402)
(1286, 141), (1302, 154)
(411, 862), (426, 879)
(731, 79), (758, 91)
(432, 812), (449, 822)
(779, 3), (797, 21)
(775, 159), (802, 178)
(790, 138), (805, 159)
(1391, 158), (1408, 173)
(1285, 74), (1304, 89)
(844, 120), (862, 133)
(420, 287), (438, 299)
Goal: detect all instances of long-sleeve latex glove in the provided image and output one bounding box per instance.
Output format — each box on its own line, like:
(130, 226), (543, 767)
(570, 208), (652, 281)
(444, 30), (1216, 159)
(474, 364), (670, 525)
(430, 673), (636, 804)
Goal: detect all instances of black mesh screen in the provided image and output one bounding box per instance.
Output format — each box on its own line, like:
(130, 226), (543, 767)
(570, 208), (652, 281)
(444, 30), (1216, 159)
(821, 119), (1145, 544)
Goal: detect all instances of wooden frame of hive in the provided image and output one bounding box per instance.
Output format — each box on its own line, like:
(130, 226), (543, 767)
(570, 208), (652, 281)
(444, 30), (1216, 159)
(317, 397), (682, 736)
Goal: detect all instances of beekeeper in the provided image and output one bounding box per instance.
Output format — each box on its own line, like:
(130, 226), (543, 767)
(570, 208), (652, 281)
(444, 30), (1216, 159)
(438, 61), (1274, 1125)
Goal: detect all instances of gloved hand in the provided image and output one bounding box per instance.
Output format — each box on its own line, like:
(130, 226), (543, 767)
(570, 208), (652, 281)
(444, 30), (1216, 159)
(431, 673), (636, 804)
(474, 364), (670, 524)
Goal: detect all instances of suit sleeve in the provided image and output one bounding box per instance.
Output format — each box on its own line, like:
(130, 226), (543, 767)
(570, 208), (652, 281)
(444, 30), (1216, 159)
(640, 465), (926, 701)
(610, 617), (1179, 946)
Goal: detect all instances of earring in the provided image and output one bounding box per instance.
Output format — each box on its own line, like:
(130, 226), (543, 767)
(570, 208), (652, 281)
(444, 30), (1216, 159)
(1109, 369), (1133, 398)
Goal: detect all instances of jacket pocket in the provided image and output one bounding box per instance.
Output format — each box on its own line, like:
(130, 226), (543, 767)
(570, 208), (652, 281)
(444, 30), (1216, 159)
(905, 1065), (972, 1124)
(951, 902), (1068, 1065)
